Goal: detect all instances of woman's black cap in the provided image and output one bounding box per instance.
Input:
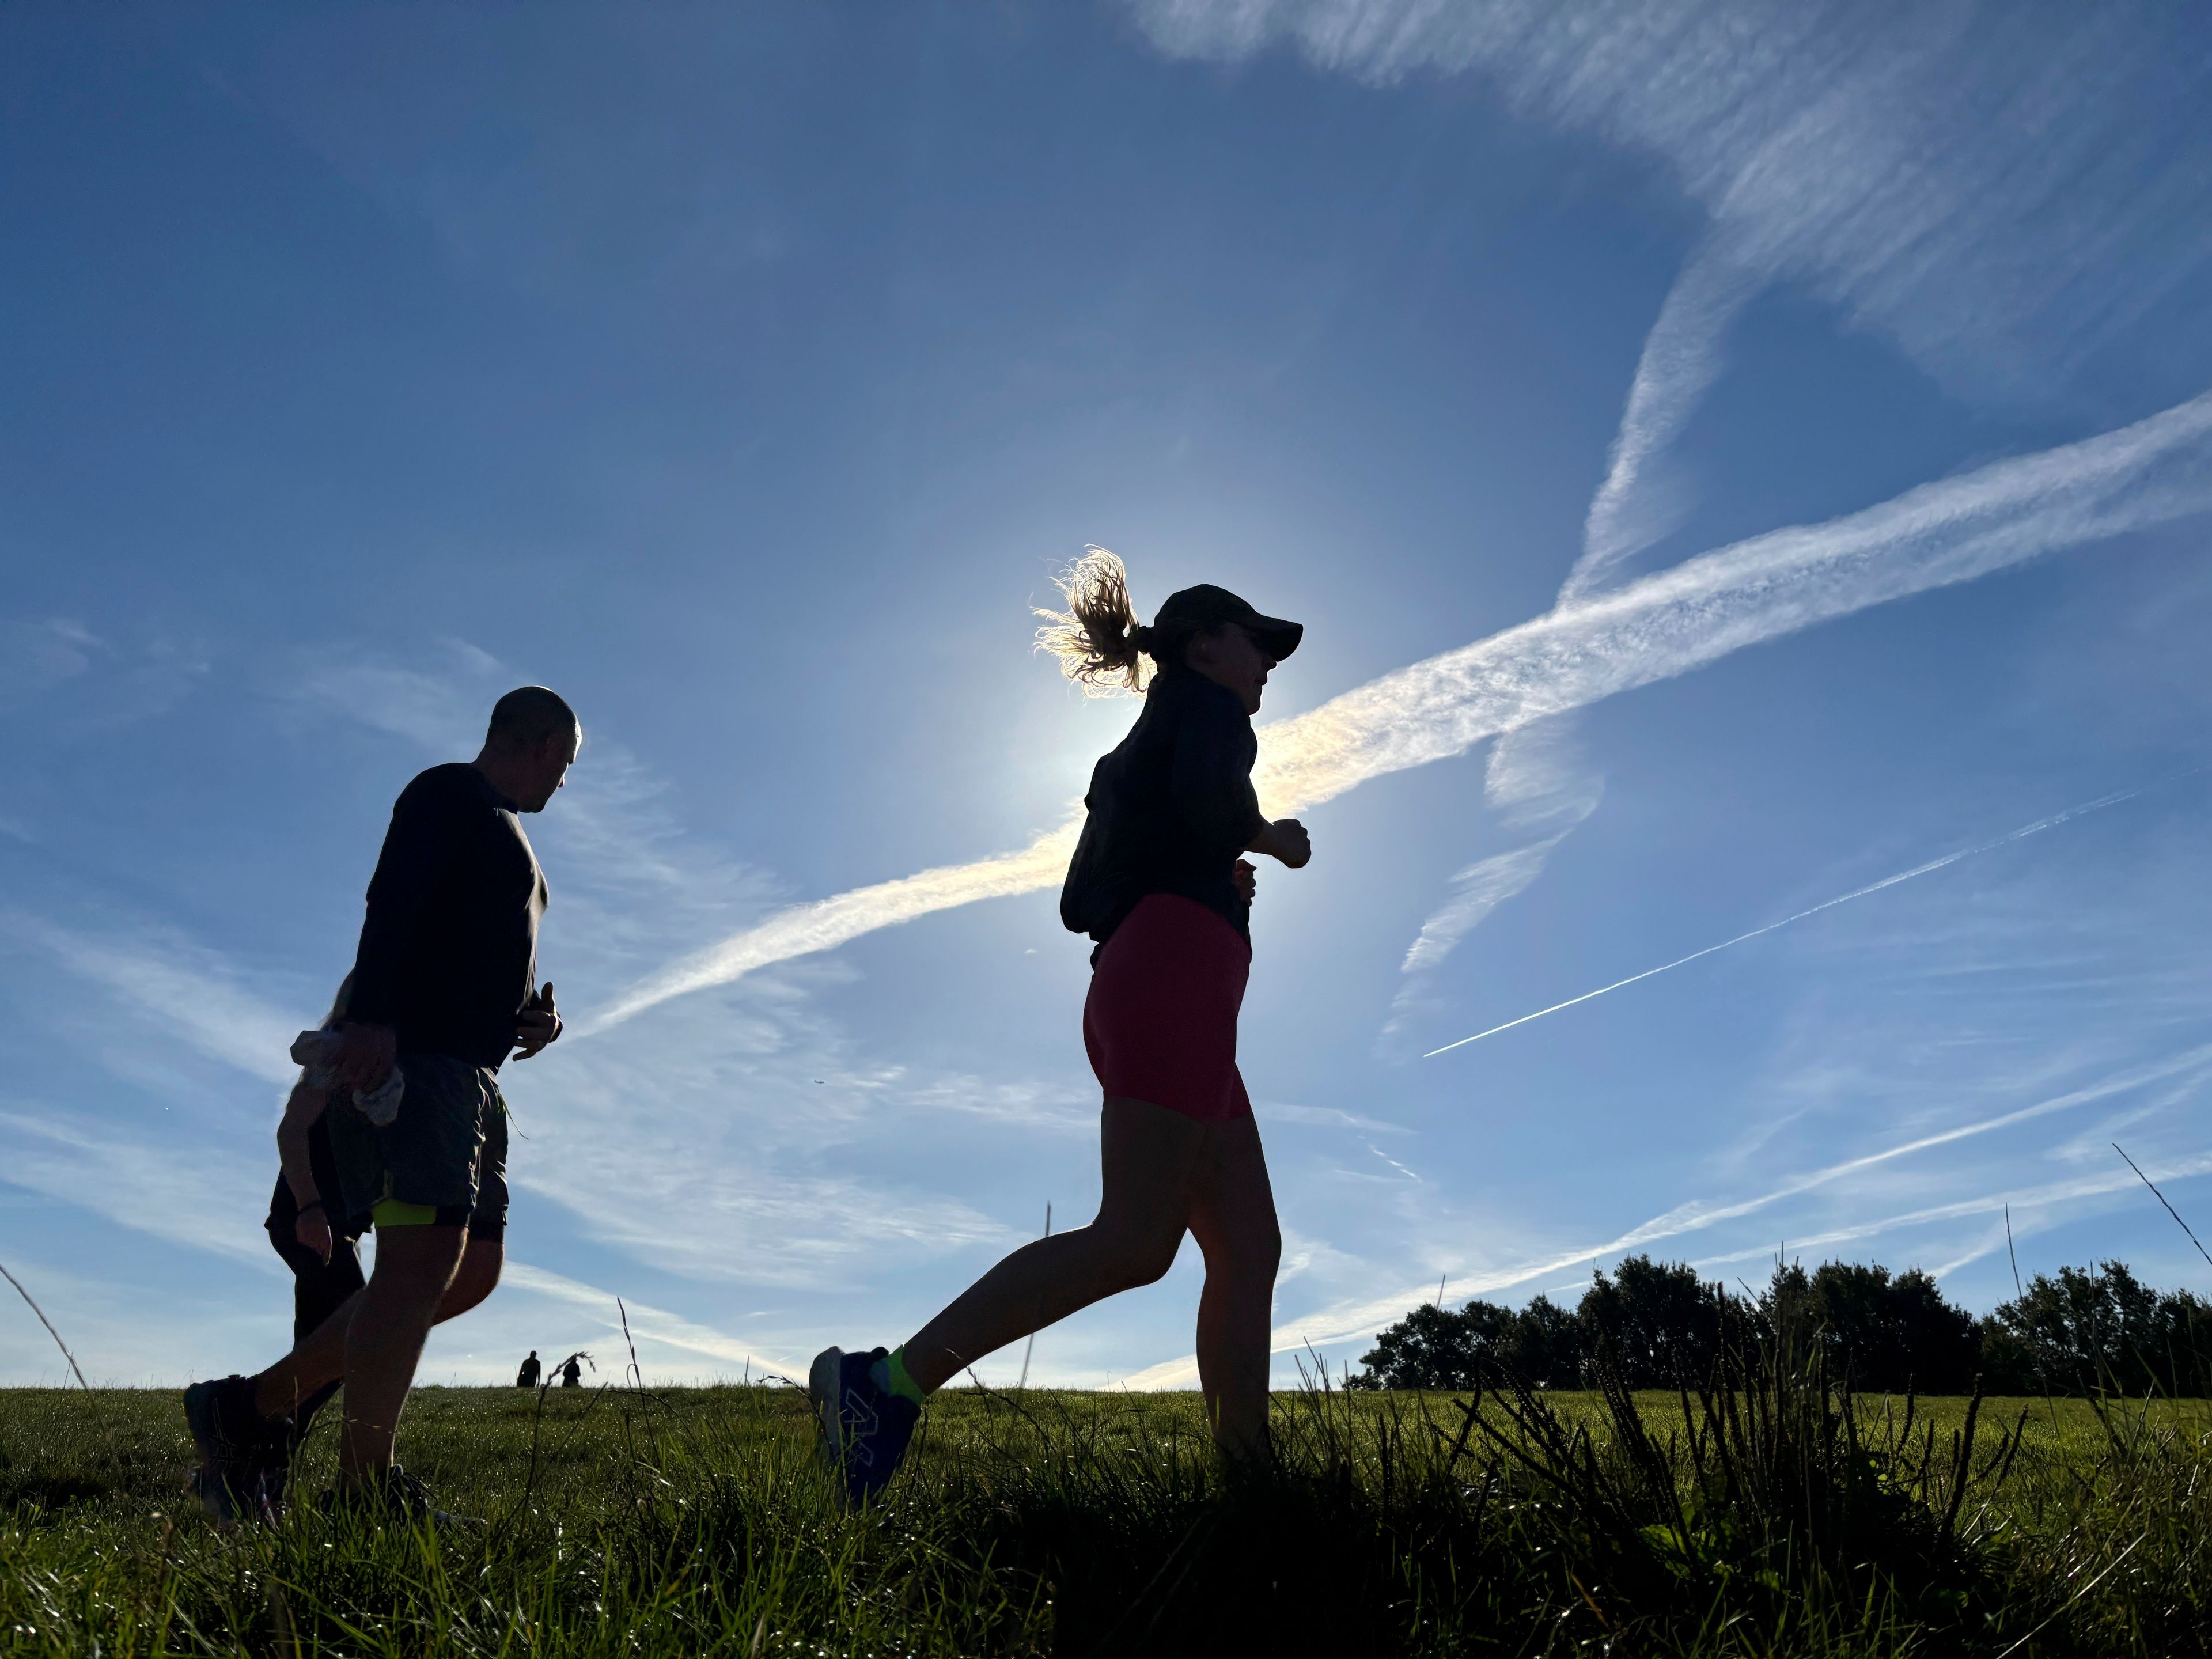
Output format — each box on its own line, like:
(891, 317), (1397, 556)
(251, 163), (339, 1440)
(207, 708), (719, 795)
(1153, 584), (1303, 660)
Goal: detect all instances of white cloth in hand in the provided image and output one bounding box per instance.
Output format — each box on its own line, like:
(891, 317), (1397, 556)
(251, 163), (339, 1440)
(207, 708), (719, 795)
(289, 1030), (407, 1127)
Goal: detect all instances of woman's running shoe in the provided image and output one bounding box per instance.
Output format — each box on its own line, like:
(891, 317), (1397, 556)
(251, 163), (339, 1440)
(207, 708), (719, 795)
(809, 1346), (918, 1506)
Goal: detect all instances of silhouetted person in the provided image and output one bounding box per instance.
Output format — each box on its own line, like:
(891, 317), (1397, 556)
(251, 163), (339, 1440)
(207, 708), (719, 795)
(185, 686), (579, 1522)
(517, 1350), (541, 1389)
(187, 975), (507, 1520)
(812, 554), (1310, 1504)
(560, 1355), (582, 1389)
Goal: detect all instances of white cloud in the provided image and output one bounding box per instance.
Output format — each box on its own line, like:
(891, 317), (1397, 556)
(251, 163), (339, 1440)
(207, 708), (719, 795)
(599, 380), (2212, 1027)
(586, 822), (1081, 1031)
(0, 1108), (278, 1267)
(1130, 0), (2212, 406)
(1572, 233), (1759, 600)
(0, 619), (99, 703)
(292, 645), (497, 753)
(1141, 0), (2212, 1047)
(1397, 837), (1567, 978)
(8, 912), (308, 1086)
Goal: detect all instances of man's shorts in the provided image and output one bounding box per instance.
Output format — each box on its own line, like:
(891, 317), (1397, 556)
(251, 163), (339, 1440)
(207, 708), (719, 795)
(328, 1052), (509, 1240)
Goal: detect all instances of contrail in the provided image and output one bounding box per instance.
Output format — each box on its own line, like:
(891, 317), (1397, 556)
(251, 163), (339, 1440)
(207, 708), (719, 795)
(1423, 780), (2181, 1058)
(590, 381), (2212, 1032)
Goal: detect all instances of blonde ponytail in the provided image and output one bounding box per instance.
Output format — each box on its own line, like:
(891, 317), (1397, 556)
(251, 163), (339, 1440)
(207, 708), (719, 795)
(1034, 546), (1160, 694)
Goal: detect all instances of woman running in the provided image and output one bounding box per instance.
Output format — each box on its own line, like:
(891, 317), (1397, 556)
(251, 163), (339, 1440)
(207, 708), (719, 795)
(811, 548), (1311, 1502)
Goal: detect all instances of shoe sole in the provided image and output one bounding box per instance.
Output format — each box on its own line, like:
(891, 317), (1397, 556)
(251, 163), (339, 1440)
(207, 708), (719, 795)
(182, 1381), (222, 1462)
(808, 1347), (847, 1468)
(183, 1383), (241, 1521)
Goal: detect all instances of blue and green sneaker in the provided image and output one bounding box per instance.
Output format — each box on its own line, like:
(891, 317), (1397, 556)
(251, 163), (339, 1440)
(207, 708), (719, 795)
(808, 1346), (919, 1506)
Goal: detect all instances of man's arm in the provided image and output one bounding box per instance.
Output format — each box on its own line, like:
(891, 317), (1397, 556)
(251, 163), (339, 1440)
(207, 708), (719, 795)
(347, 777), (450, 1027)
(334, 775), (453, 1086)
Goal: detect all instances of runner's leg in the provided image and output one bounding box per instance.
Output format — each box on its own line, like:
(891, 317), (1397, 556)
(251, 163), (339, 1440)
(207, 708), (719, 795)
(438, 1236), (503, 1320)
(898, 1097), (1205, 1392)
(249, 1236), (500, 1419)
(253, 1300), (353, 1420)
(1184, 1115), (1281, 1461)
(338, 1224), (468, 1476)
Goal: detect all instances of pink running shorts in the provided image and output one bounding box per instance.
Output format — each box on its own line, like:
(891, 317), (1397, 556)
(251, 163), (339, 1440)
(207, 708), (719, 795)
(1081, 893), (1254, 1122)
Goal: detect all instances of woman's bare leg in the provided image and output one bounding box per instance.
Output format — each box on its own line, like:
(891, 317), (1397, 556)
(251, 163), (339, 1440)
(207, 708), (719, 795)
(899, 1098), (1205, 1393)
(1185, 1116), (1281, 1461)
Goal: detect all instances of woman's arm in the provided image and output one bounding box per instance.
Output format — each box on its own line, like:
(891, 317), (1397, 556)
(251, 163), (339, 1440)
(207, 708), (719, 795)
(1247, 817), (1311, 868)
(1169, 690), (1312, 869)
(1169, 694), (1268, 852)
(275, 1080), (335, 1263)
(275, 1080), (327, 1207)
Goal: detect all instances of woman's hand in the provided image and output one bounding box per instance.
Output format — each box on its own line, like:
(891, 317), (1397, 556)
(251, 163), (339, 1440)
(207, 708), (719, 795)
(1234, 858), (1257, 903)
(294, 1206), (334, 1265)
(1248, 818), (1312, 869)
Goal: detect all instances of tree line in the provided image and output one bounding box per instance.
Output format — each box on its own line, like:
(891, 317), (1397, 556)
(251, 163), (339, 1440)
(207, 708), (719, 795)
(1350, 1255), (2212, 1396)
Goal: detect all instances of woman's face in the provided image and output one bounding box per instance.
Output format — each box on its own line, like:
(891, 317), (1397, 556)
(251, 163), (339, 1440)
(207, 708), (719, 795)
(1185, 623), (1277, 714)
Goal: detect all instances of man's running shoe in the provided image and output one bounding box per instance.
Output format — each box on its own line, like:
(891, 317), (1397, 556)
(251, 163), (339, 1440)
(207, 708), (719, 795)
(320, 1465), (464, 1528)
(242, 1437), (298, 1524)
(809, 1346), (919, 1507)
(184, 1467), (240, 1524)
(182, 1376), (270, 1521)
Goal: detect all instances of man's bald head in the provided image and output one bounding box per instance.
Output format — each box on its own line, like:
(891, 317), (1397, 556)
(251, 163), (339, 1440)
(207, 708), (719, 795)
(484, 686), (580, 755)
(478, 687), (581, 812)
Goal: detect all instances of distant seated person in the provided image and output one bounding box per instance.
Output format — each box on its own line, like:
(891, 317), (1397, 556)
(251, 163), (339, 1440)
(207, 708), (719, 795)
(560, 1355), (582, 1389)
(517, 1350), (541, 1388)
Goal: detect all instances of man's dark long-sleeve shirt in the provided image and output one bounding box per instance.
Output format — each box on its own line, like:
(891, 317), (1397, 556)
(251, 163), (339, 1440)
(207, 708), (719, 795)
(1060, 666), (1267, 948)
(346, 763), (547, 1070)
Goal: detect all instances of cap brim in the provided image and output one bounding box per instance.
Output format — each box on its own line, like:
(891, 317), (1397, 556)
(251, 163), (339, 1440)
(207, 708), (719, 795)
(1250, 616), (1303, 660)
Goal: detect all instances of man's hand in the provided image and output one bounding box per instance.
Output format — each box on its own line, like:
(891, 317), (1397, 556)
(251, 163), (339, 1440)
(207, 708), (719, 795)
(513, 982), (561, 1061)
(1234, 858), (1257, 904)
(294, 1206), (334, 1265)
(1248, 817), (1312, 869)
(328, 1021), (398, 1092)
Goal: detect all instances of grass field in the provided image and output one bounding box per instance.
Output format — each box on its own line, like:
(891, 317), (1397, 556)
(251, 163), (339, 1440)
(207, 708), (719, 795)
(1, 1372), (2208, 1656)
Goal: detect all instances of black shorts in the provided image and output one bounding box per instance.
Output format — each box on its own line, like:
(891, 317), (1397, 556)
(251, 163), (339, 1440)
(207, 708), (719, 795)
(327, 1052), (510, 1238)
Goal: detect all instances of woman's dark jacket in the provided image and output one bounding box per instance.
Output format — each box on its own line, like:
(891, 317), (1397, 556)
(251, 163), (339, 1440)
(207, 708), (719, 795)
(1060, 666), (1266, 949)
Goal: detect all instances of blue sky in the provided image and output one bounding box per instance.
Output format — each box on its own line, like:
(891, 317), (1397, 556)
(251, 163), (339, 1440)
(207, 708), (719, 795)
(5, 1), (2212, 1388)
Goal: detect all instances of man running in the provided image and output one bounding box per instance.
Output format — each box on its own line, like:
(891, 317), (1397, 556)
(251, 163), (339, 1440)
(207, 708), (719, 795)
(184, 685), (579, 1519)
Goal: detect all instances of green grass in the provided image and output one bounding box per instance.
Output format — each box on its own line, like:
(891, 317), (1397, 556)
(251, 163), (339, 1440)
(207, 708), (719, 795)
(1, 1376), (2208, 1656)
